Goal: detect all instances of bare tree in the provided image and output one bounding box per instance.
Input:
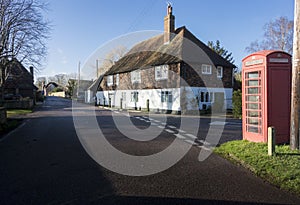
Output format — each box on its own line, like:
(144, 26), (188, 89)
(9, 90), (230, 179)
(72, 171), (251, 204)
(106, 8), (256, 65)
(35, 76), (46, 89)
(97, 46), (127, 76)
(245, 16), (293, 54)
(47, 74), (70, 86)
(0, 0), (50, 98)
(0, 0), (50, 66)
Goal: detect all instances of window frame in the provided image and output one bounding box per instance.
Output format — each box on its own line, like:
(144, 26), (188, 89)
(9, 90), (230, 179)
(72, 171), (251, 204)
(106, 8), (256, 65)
(116, 73), (119, 86)
(131, 70), (141, 84)
(161, 91), (173, 103)
(131, 91), (139, 102)
(200, 91), (214, 103)
(155, 65), (169, 80)
(201, 64), (212, 75)
(107, 75), (114, 86)
(217, 66), (223, 78)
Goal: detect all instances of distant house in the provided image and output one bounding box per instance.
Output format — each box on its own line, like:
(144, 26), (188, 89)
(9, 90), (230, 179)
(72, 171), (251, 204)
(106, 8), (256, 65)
(69, 79), (93, 102)
(95, 5), (235, 113)
(0, 59), (37, 100)
(86, 75), (104, 103)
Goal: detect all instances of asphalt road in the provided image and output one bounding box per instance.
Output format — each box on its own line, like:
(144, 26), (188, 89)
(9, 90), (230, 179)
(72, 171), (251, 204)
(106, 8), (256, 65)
(0, 96), (299, 205)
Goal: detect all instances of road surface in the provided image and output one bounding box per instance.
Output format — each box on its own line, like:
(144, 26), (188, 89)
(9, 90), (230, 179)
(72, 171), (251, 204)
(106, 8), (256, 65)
(0, 96), (299, 204)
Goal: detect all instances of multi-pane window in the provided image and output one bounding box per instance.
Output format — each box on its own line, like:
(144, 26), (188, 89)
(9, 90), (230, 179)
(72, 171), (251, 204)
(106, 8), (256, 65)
(107, 75), (113, 86)
(155, 65), (168, 80)
(217, 66), (223, 78)
(201, 64), (212, 74)
(161, 91), (172, 103)
(200, 92), (213, 102)
(116, 74), (119, 86)
(131, 70), (141, 83)
(131, 91), (139, 102)
(121, 92), (126, 101)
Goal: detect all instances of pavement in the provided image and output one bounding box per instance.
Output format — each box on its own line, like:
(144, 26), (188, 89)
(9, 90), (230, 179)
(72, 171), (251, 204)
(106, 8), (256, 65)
(0, 96), (299, 205)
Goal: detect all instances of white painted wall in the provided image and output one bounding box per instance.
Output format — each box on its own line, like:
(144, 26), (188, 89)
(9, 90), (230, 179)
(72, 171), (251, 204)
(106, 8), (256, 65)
(96, 87), (233, 111)
(85, 90), (93, 103)
(96, 88), (181, 112)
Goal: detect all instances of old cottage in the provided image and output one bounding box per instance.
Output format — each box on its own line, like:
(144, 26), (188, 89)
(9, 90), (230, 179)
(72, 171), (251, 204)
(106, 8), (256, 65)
(95, 5), (235, 113)
(0, 59), (36, 100)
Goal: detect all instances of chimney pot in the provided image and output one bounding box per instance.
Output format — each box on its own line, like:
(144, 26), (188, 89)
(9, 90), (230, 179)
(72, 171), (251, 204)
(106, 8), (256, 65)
(164, 4), (175, 44)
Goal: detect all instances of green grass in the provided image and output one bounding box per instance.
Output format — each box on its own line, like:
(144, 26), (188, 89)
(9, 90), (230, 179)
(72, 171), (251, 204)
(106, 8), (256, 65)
(7, 109), (32, 118)
(0, 109), (32, 136)
(214, 140), (300, 195)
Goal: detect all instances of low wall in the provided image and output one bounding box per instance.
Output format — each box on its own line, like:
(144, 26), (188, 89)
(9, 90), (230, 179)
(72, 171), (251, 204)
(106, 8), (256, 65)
(0, 107), (7, 124)
(49, 92), (65, 98)
(3, 99), (33, 109)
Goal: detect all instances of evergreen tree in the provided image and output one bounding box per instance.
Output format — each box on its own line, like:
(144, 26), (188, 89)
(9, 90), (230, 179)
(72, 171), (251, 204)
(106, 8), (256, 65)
(207, 40), (236, 67)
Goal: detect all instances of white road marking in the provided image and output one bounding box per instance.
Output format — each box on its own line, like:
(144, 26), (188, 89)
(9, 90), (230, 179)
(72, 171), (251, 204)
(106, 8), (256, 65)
(168, 125), (177, 129)
(210, 121), (227, 126)
(185, 133), (197, 139)
(110, 111), (218, 151)
(197, 140), (212, 146)
(178, 129), (186, 133)
(198, 145), (212, 151)
(174, 134), (186, 139)
(165, 129), (175, 134)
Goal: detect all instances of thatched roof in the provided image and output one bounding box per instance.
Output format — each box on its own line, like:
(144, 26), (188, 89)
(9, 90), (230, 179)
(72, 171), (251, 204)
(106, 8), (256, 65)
(106, 26), (235, 75)
(87, 74), (104, 93)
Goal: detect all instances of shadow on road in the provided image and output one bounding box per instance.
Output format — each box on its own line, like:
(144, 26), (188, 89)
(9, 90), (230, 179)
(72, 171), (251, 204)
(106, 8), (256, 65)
(88, 195), (277, 205)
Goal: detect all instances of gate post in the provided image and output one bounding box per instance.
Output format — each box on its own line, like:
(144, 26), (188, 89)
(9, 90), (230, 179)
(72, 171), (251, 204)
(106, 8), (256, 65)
(268, 127), (276, 156)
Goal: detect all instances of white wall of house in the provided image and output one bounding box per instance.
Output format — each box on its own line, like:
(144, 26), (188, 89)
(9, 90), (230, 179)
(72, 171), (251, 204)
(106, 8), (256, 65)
(96, 88), (181, 112)
(85, 90), (93, 103)
(189, 87), (233, 110)
(96, 87), (233, 111)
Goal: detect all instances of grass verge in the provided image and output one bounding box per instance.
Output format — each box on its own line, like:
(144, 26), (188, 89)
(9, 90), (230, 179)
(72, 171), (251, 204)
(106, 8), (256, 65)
(214, 140), (300, 196)
(0, 109), (32, 137)
(7, 109), (32, 118)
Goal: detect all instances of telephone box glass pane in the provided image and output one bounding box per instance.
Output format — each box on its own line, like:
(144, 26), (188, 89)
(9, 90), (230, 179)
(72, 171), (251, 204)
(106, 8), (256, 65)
(245, 71), (262, 134)
(247, 80), (259, 86)
(247, 96), (260, 102)
(247, 72), (259, 79)
(248, 111), (260, 117)
(247, 88), (260, 94)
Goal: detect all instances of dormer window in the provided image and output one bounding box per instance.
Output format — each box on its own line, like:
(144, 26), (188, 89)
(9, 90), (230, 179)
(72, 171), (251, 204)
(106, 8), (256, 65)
(155, 65), (168, 80)
(202, 64), (212, 75)
(217, 66), (223, 78)
(116, 74), (119, 86)
(107, 75), (113, 86)
(131, 70), (141, 84)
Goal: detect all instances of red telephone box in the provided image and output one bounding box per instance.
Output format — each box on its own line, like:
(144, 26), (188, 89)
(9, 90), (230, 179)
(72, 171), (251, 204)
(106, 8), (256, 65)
(242, 50), (292, 144)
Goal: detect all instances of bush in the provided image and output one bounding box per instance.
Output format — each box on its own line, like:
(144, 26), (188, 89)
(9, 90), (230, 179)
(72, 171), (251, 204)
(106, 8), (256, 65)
(232, 90), (242, 118)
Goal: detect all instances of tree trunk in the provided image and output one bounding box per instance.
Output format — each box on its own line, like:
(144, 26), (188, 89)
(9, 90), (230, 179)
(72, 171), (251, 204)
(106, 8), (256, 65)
(290, 0), (300, 150)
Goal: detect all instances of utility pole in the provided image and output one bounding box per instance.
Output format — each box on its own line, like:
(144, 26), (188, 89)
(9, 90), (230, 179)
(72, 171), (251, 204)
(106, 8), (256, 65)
(290, 0), (300, 150)
(96, 59), (99, 78)
(77, 61), (80, 98)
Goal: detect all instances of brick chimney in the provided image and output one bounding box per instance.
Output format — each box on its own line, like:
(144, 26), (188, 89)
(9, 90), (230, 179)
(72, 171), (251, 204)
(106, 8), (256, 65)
(29, 66), (34, 83)
(164, 3), (175, 44)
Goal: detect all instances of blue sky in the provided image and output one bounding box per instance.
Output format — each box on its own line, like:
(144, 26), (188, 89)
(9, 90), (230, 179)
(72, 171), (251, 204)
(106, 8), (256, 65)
(39, 0), (294, 78)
